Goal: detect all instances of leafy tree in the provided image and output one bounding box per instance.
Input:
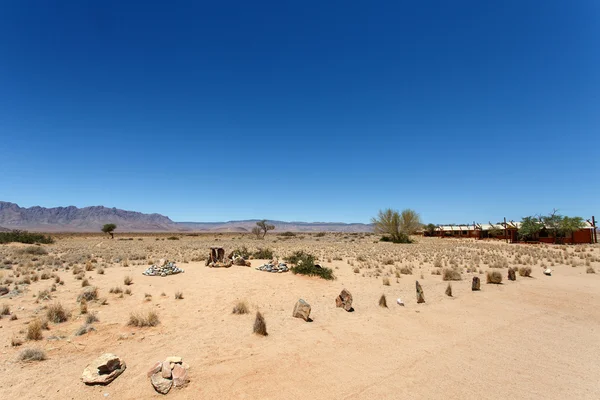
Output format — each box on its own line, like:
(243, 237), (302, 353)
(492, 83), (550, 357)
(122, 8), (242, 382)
(372, 208), (420, 243)
(256, 220), (275, 238)
(101, 223), (117, 239)
(518, 216), (542, 241)
(425, 223), (437, 236)
(541, 209), (562, 242)
(399, 209), (422, 235)
(560, 216), (586, 243)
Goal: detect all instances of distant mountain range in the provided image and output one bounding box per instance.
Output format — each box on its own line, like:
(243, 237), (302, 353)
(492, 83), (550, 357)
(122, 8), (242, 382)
(0, 202), (372, 233)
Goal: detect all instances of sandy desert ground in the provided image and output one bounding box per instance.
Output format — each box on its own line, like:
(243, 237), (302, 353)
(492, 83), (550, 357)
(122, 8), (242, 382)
(1, 232), (599, 399)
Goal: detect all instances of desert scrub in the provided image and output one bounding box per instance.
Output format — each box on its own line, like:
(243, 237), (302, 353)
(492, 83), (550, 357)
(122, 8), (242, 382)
(19, 348), (47, 361)
(128, 310), (160, 327)
(442, 268), (462, 281)
(46, 302), (70, 323)
(253, 248), (274, 259)
(232, 300), (249, 315)
(174, 291), (184, 299)
(0, 230), (53, 244)
(486, 271), (503, 284)
(518, 267), (532, 277)
(17, 246), (48, 256)
(286, 251), (334, 280)
(26, 319), (44, 341)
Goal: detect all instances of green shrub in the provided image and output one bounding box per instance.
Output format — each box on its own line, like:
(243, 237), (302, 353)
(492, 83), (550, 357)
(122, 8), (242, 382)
(286, 251), (334, 280)
(166, 236), (180, 240)
(0, 231), (54, 244)
(278, 232), (296, 237)
(379, 234), (412, 244)
(253, 248), (274, 259)
(17, 246), (48, 255)
(232, 246), (251, 258)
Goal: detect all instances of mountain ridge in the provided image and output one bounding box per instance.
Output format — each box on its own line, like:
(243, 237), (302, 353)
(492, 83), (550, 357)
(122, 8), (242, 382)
(0, 202), (373, 232)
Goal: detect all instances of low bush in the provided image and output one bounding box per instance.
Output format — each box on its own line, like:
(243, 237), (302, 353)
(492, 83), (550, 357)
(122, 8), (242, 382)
(232, 300), (249, 315)
(286, 251), (334, 280)
(128, 310), (160, 327)
(19, 348), (47, 361)
(379, 234), (412, 244)
(486, 271), (503, 284)
(518, 267), (532, 277)
(46, 302), (70, 323)
(0, 230), (54, 244)
(232, 246), (251, 258)
(18, 246), (48, 256)
(26, 319), (44, 341)
(442, 268), (462, 281)
(253, 248), (274, 259)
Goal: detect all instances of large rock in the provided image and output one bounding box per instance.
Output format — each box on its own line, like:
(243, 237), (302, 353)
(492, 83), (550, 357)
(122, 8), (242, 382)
(0, 286), (8, 296)
(81, 353), (126, 385)
(416, 281), (425, 303)
(151, 372), (173, 394)
(292, 299), (311, 321)
(172, 364), (189, 388)
(335, 289), (353, 311)
(472, 276), (481, 291)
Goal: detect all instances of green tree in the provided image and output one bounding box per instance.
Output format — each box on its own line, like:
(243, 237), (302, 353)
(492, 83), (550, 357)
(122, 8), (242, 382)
(518, 216), (542, 241)
(425, 223), (437, 236)
(372, 208), (420, 243)
(101, 223), (117, 239)
(399, 209), (422, 235)
(541, 210), (564, 243)
(560, 216), (586, 243)
(256, 220), (275, 238)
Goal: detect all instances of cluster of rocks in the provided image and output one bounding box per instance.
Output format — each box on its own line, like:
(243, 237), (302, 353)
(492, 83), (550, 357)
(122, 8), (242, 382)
(147, 356), (189, 394)
(82, 353), (126, 385)
(143, 259), (184, 277)
(256, 262), (289, 273)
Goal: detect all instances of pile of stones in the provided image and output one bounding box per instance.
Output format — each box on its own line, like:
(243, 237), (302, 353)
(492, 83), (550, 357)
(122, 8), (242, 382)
(256, 262), (289, 273)
(147, 356), (189, 394)
(143, 259), (184, 277)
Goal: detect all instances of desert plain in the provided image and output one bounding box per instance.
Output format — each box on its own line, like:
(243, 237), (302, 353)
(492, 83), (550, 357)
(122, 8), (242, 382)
(0, 232), (599, 399)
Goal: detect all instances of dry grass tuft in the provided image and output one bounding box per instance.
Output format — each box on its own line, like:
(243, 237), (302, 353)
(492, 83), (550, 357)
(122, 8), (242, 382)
(586, 267), (596, 274)
(518, 267), (532, 277)
(253, 311), (268, 336)
(486, 271), (503, 284)
(80, 299), (88, 314)
(11, 336), (23, 347)
(128, 310), (160, 327)
(26, 319), (44, 341)
(86, 312), (99, 324)
(46, 302), (70, 323)
(19, 348), (47, 362)
(232, 300), (249, 315)
(378, 294), (388, 308)
(442, 268), (462, 281)
(1, 304), (10, 315)
(382, 277), (390, 286)
(175, 291), (184, 299)
(123, 276), (133, 286)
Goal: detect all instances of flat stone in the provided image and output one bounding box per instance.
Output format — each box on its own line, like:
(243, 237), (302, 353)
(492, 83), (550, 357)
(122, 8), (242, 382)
(82, 353), (126, 385)
(172, 364), (189, 388)
(292, 299), (311, 321)
(147, 361), (162, 378)
(161, 362), (172, 379)
(151, 372), (172, 394)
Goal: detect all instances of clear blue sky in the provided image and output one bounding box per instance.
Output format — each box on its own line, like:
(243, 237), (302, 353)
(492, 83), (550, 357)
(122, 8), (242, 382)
(1, 1), (598, 224)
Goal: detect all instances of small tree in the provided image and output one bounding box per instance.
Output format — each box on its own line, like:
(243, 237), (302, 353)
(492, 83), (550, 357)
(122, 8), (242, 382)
(256, 220), (275, 238)
(101, 224), (117, 239)
(251, 226), (262, 239)
(399, 209), (422, 235)
(424, 223), (437, 237)
(518, 216), (542, 241)
(560, 216), (586, 243)
(541, 209), (562, 243)
(372, 208), (420, 243)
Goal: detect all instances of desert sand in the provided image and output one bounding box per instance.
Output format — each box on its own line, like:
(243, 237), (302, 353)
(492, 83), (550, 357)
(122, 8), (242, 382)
(1, 233), (599, 399)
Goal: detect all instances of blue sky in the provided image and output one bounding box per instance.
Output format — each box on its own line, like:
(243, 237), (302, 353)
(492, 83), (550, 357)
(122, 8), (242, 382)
(1, 1), (598, 224)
